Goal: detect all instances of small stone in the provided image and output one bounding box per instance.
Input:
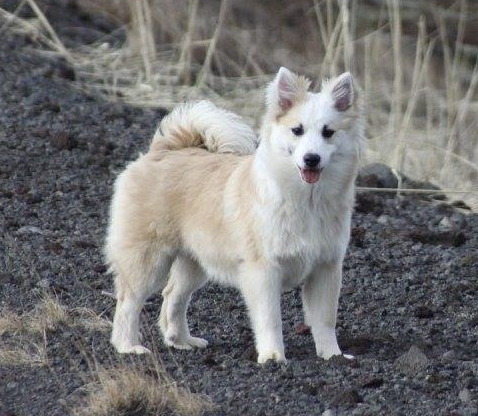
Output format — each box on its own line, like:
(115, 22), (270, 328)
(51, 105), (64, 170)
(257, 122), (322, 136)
(426, 372), (443, 384)
(407, 229), (466, 247)
(74, 239), (96, 249)
(414, 305), (434, 319)
(26, 192), (42, 204)
(6, 381), (18, 389)
(57, 398), (67, 407)
(351, 226), (366, 247)
(16, 225), (47, 235)
(438, 217), (453, 231)
(45, 102), (61, 113)
(296, 322), (311, 335)
(338, 334), (376, 355)
(331, 388), (363, 407)
(441, 350), (455, 363)
(94, 264), (108, 274)
(360, 376), (384, 388)
(377, 215), (389, 225)
(45, 241), (63, 253)
(322, 410), (336, 416)
(201, 353), (217, 367)
(31, 127), (49, 138)
(459, 388), (471, 403)
(452, 200), (471, 210)
(395, 345), (430, 375)
(356, 163), (398, 189)
(50, 131), (77, 151)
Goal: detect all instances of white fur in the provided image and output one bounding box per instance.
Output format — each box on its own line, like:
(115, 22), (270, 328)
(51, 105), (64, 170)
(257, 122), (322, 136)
(106, 67), (364, 363)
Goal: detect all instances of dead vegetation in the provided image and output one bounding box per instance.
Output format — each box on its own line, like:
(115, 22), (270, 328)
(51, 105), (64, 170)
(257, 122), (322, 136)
(74, 364), (213, 416)
(0, 294), (110, 366)
(0, 295), (209, 414)
(1, 0), (477, 208)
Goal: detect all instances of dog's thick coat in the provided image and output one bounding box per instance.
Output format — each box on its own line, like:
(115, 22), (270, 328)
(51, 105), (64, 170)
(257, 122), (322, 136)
(106, 67), (364, 362)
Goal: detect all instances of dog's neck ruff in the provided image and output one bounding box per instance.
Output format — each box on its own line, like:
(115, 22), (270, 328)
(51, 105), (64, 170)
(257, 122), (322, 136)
(250, 140), (356, 263)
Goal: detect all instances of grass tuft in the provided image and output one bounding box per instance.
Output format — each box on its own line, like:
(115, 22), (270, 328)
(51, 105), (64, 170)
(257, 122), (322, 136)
(74, 366), (212, 416)
(0, 295), (110, 367)
(27, 294), (69, 334)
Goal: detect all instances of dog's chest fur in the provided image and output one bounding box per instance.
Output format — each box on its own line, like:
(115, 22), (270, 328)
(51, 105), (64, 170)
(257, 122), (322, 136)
(257, 183), (352, 283)
(184, 158), (355, 289)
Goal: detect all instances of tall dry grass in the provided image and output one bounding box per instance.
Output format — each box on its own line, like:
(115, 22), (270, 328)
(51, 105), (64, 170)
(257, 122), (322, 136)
(1, 0), (477, 207)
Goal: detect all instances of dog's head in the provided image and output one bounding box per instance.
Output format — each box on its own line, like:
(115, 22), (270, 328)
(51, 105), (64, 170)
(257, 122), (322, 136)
(262, 67), (362, 184)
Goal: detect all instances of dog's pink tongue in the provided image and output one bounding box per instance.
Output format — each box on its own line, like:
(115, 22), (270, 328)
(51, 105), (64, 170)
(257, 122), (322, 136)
(300, 168), (320, 184)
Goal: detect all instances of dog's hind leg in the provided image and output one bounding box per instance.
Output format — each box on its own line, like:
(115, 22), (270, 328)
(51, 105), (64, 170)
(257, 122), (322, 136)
(111, 249), (175, 354)
(159, 254), (208, 349)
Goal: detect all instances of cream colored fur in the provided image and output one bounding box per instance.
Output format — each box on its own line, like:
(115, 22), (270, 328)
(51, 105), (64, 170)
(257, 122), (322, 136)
(150, 100), (258, 155)
(106, 68), (364, 363)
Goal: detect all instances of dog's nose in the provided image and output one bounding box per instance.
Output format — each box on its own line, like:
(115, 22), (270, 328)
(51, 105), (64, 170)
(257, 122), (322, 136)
(303, 153), (320, 168)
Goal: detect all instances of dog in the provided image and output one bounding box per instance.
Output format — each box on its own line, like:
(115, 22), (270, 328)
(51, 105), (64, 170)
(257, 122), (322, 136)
(106, 67), (364, 363)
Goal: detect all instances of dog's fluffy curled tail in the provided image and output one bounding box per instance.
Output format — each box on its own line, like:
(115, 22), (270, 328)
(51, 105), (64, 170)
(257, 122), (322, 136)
(150, 100), (258, 155)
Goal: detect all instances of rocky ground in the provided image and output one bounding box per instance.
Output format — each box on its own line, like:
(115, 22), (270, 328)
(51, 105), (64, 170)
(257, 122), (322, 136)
(0, 1), (477, 415)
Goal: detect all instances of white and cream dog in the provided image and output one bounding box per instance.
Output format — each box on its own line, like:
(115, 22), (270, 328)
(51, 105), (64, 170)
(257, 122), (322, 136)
(106, 67), (364, 363)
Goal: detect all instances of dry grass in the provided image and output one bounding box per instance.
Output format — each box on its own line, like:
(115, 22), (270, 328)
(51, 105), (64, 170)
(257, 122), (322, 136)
(0, 294), (110, 366)
(74, 365), (213, 416)
(71, 307), (112, 332)
(0, 341), (49, 366)
(0, 298), (209, 414)
(0, 0), (477, 208)
(0, 311), (24, 336)
(0, 294), (109, 336)
(27, 294), (69, 333)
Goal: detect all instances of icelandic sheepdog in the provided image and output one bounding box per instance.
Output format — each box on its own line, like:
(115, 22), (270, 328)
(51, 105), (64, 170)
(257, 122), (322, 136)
(106, 67), (364, 363)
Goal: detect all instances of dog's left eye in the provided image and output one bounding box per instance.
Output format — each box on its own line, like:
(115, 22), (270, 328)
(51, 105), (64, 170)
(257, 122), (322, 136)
(291, 124), (304, 136)
(322, 125), (335, 138)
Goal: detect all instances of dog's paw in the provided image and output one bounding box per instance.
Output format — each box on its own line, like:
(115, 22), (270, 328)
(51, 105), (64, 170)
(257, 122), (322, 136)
(187, 336), (209, 348)
(165, 335), (208, 350)
(115, 344), (151, 355)
(315, 332), (342, 360)
(257, 350), (286, 364)
(316, 343), (342, 360)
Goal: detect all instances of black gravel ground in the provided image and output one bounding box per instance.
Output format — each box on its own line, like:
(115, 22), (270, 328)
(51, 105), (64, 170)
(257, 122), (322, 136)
(1, 2), (477, 415)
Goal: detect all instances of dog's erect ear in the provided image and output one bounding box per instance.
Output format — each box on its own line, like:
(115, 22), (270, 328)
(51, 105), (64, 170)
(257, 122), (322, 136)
(330, 72), (354, 112)
(267, 67), (310, 115)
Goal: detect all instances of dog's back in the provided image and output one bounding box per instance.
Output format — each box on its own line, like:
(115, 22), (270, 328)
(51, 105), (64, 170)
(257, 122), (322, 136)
(106, 101), (256, 354)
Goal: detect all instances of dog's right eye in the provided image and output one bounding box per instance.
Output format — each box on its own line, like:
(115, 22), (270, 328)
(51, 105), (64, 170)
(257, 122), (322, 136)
(291, 124), (304, 136)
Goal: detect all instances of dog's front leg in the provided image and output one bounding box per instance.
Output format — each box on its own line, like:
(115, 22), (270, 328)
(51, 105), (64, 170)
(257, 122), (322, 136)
(302, 261), (343, 360)
(239, 262), (285, 364)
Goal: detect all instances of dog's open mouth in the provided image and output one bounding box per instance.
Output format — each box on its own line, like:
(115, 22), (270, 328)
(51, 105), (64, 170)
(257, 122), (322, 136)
(299, 167), (322, 184)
